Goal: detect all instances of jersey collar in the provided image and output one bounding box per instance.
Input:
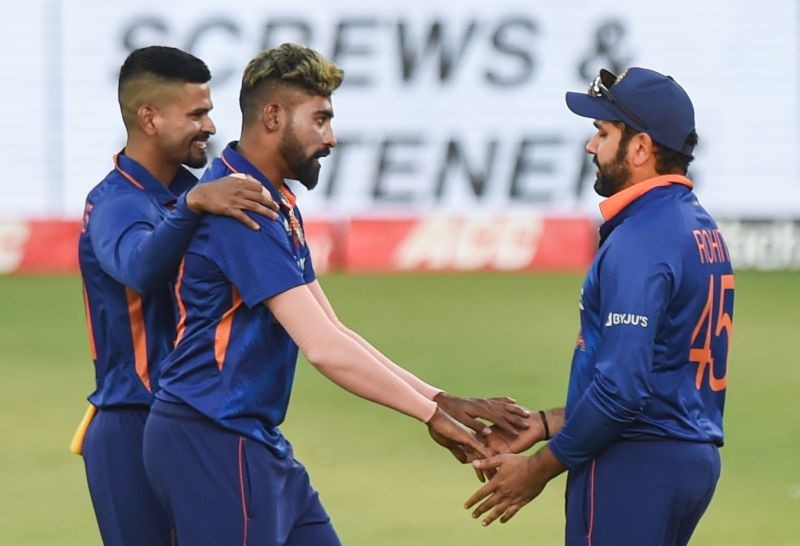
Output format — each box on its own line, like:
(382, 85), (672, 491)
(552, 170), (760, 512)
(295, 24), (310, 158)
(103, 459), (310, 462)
(599, 174), (693, 222)
(218, 142), (297, 208)
(113, 150), (197, 205)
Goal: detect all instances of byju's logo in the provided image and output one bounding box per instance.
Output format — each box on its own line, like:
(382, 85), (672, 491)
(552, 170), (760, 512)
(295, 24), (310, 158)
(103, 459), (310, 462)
(604, 312), (649, 328)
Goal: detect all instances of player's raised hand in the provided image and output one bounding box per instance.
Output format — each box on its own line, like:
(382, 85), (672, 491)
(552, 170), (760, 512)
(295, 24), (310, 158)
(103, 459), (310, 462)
(186, 173), (280, 229)
(433, 393), (531, 437)
(427, 407), (491, 461)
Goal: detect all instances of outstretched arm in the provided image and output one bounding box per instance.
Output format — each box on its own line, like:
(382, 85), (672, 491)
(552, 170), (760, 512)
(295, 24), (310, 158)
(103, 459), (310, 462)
(305, 281), (530, 436)
(265, 284), (490, 459)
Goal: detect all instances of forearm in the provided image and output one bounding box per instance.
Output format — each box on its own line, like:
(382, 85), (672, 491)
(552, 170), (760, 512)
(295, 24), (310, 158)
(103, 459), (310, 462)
(267, 285), (437, 422)
(548, 387), (634, 469)
(306, 280), (442, 399)
(306, 330), (438, 421)
(531, 443), (568, 482)
(340, 326), (442, 400)
(541, 407), (565, 439)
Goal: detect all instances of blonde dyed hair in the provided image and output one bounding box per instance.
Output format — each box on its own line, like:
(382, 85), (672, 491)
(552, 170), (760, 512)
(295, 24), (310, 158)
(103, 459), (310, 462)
(239, 43), (343, 121)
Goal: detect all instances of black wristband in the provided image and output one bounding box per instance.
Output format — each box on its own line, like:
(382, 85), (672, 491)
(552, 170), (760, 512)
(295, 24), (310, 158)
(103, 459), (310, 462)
(538, 410), (550, 440)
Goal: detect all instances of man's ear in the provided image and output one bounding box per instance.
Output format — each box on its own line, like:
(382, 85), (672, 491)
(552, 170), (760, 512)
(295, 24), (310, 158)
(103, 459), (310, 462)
(262, 103), (281, 132)
(137, 105), (159, 136)
(630, 132), (655, 168)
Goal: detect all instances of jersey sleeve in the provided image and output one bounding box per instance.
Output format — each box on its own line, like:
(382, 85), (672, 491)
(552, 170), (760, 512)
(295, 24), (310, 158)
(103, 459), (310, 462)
(204, 213), (309, 307)
(549, 237), (674, 469)
(88, 190), (202, 294)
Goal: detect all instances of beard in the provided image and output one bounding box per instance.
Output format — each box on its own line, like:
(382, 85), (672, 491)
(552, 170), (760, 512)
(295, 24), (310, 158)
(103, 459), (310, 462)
(593, 147), (631, 197)
(183, 136), (211, 169)
(279, 124), (328, 190)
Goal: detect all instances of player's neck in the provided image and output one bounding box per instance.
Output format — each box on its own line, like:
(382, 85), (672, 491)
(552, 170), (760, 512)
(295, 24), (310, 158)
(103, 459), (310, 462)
(236, 136), (284, 191)
(124, 142), (180, 188)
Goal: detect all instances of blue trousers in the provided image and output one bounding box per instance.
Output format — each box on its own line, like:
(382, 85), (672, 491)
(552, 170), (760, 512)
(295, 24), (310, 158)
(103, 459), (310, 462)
(143, 400), (340, 546)
(565, 438), (720, 546)
(82, 406), (173, 546)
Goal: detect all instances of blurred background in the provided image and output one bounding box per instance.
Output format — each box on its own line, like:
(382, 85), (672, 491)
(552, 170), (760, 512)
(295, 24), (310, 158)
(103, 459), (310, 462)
(0, 1), (798, 544)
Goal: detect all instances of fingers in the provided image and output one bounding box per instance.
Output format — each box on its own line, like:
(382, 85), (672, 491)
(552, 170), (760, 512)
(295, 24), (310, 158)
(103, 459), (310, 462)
(480, 499), (513, 526)
(464, 481), (494, 510)
(238, 186), (278, 213)
(507, 404), (532, 419)
(430, 409), (491, 459)
(224, 175), (280, 214)
(230, 210), (261, 231)
(496, 415), (532, 434)
(499, 503), (523, 524)
(473, 466), (486, 483)
(472, 454), (506, 471)
(464, 435), (492, 459)
(488, 396), (516, 404)
(225, 175), (261, 193)
(460, 416), (492, 437)
(260, 187), (280, 211)
(471, 487), (510, 522)
(449, 445), (468, 464)
(242, 202), (279, 221)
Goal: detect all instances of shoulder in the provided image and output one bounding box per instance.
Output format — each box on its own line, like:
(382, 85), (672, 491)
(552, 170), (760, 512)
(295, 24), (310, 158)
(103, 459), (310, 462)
(201, 211), (289, 246)
(86, 173), (161, 226)
(87, 170), (150, 205)
(600, 216), (676, 275)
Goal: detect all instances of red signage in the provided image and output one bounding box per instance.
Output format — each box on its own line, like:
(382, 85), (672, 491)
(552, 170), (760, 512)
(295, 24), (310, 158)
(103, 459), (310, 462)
(1, 216), (597, 275)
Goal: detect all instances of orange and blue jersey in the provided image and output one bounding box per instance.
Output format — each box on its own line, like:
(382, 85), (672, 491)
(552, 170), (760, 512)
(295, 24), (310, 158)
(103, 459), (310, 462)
(549, 175), (734, 469)
(79, 152), (202, 408)
(156, 142), (315, 458)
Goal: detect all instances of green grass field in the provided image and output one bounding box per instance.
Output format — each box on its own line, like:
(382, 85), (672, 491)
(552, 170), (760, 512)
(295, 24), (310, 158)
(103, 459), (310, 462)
(1, 272), (798, 545)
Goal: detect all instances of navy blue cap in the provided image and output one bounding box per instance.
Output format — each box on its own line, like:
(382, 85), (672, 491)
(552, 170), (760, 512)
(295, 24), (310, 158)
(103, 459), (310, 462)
(566, 67), (696, 157)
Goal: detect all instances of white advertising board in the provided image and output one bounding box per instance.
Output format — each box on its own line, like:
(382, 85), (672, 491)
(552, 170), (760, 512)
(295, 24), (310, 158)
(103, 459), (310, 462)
(1, 0), (797, 219)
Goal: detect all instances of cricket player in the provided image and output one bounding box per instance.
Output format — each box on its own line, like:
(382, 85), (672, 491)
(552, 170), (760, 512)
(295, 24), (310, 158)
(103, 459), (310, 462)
(466, 67), (734, 546)
(75, 46), (279, 546)
(141, 43), (530, 545)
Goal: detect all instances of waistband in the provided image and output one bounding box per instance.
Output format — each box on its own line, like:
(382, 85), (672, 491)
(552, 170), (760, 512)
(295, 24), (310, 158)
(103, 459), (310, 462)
(96, 403), (150, 413)
(619, 434), (720, 448)
(150, 399), (211, 422)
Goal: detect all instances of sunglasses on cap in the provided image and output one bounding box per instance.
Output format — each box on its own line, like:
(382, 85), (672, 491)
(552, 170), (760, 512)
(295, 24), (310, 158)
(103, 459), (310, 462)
(588, 69), (648, 130)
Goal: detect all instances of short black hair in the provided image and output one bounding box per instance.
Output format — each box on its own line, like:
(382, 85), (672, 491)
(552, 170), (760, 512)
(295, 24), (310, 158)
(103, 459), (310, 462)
(616, 122), (697, 175)
(119, 45), (210, 89)
(654, 130), (697, 175)
(117, 46), (211, 129)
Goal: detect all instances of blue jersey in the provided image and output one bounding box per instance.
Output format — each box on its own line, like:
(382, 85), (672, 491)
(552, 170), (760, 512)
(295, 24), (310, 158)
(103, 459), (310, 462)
(156, 142), (315, 458)
(79, 153), (202, 408)
(549, 175), (734, 469)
